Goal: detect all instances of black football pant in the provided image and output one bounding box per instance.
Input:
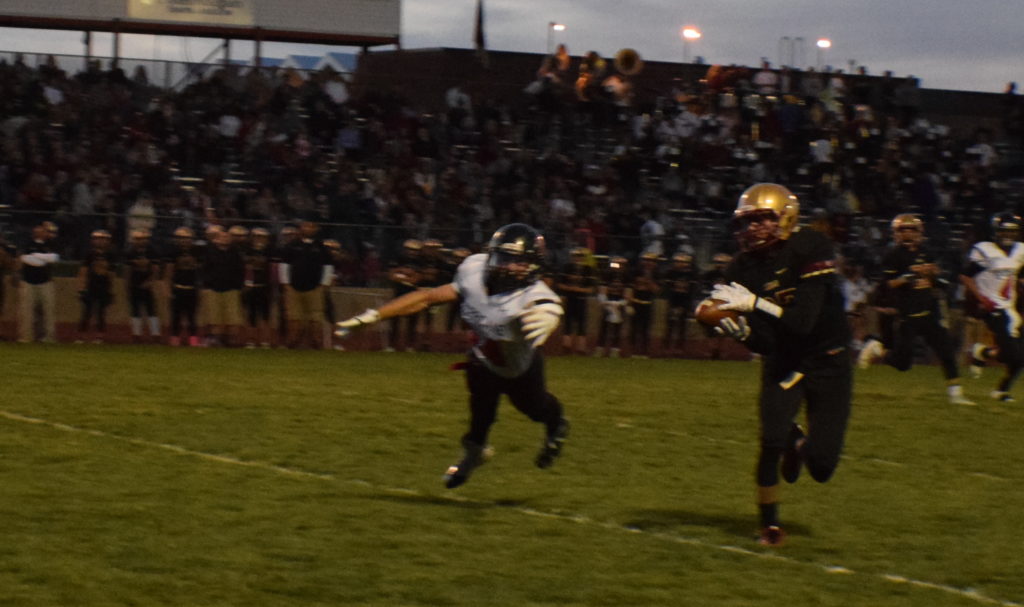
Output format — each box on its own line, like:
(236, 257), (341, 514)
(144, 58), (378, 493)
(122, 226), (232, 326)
(389, 314), (419, 349)
(663, 301), (691, 348)
(598, 320), (623, 348)
(129, 288), (156, 318)
(171, 288), (198, 336)
(631, 304), (652, 354)
(984, 310), (1024, 392)
(563, 297), (588, 336)
(79, 292), (111, 332)
(246, 287), (271, 326)
(757, 349), (852, 488)
(462, 353), (564, 446)
(885, 314), (959, 380)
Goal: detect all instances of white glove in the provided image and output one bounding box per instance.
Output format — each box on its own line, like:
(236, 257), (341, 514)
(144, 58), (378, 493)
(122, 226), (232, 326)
(710, 282), (757, 312)
(711, 281), (782, 318)
(334, 308), (381, 338)
(715, 316), (751, 342)
(520, 302), (563, 346)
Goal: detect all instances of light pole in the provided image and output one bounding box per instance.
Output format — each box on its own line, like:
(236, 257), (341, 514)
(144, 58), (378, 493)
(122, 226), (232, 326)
(681, 26), (701, 63)
(547, 22), (566, 54)
(816, 38), (831, 70)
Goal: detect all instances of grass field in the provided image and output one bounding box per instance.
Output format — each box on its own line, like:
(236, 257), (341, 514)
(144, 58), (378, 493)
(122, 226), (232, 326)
(1, 343), (1022, 607)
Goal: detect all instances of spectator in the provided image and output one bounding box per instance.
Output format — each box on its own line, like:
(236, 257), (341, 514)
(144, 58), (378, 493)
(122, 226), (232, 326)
(126, 192), (157, 245)
(752, 61), (779, 96)
(17, 224), (59, 343)
(594, 256), (629, 358)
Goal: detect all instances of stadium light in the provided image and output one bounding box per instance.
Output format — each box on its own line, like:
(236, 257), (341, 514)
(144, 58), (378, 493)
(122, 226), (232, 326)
(816, 38), (832, 70)
(547, 22), (566, 54)
(681, 26), (701, 63)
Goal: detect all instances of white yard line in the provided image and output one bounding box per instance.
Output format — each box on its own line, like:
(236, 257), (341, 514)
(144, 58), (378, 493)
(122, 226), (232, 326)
(0, 409), (1019, 607)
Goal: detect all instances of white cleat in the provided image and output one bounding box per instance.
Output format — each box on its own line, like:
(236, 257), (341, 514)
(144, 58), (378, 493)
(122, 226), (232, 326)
(949, 395), (977, 406)
(990, 390), (1015, 403)
(856, 338), (884, 370)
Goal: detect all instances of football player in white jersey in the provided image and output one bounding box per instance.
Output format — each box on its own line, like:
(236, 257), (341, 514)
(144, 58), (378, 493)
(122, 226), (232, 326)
(960, 212), (1024, 402)
(335, 223), (570, 488)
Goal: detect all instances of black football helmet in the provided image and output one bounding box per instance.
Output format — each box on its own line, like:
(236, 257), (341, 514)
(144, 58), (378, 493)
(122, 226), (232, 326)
(485, 223), (546, 294)
(992, 212), (1021, 247)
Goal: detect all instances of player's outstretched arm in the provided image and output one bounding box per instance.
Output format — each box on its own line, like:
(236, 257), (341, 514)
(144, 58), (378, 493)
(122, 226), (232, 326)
(336, 284), (458, 336)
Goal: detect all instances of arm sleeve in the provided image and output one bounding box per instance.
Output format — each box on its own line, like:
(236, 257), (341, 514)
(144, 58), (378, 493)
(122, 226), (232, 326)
(769, 232), (836, 336)
(880, 248), (902, 278)
(20, 252), (59, 266)
(321, 265), (334, 286)
(279, 263), (291, 285)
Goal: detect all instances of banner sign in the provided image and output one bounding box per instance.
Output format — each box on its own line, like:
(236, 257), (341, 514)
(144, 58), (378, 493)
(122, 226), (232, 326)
(127, 0), (255, 26)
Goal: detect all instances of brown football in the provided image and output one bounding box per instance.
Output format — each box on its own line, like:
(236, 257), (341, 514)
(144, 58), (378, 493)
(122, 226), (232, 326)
(695, 298), (740, 327)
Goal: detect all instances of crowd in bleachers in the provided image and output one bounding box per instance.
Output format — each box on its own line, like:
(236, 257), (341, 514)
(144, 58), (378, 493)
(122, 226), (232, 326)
(2, 48), (1024, 350)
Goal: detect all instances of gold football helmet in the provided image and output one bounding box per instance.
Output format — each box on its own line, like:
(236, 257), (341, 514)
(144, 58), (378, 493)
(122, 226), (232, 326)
(733, 183), (800, 250)
(891, 213), (923, 233)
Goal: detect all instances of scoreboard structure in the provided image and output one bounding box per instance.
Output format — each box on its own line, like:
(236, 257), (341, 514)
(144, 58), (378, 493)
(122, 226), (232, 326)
(0, 0), (400, 47)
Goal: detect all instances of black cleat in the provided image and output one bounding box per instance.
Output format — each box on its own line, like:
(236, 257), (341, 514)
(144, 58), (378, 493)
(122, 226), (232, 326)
(443, 439), (489, 489)
(536, 418), (570, 469)
(781, 423), (805, 484)
(758, 525), (786, 547)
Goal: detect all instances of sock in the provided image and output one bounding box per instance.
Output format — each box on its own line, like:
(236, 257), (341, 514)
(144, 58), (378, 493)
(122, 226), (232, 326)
(130, 317), (142, 336)
(149, 317), (161, 336)
(759, 503), (780, 528)
(948, 384), (963, 398)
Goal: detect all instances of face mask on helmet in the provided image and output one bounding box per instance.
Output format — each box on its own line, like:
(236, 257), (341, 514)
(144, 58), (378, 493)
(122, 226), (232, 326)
(484, 224), (545, 295)
(992, 213), (1021, 248)
(732, 209), (781, 251)
(997, 227), (1019, 248)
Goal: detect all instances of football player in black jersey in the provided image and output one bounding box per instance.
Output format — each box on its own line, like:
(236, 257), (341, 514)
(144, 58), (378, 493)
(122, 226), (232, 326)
(629, 252), (661, 358)
(710, 183), (853, 547)
(857, 214), (974, 405)
(165, 227), (203, 346)
(124, 229), (162, 343)
(76, 230), (116, 343)
(387, 239), (425, 352)
(663, 252), (697, 355)
(244, 228), (274, 348)
(556, 247), (597, 355)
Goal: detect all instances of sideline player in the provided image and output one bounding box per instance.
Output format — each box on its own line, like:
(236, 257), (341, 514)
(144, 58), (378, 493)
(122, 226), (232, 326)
(710, 183), (853, 547)
(335, 223), (570, 489)
(960, 212), (1024, 402)
(857, 214), (974, 405)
